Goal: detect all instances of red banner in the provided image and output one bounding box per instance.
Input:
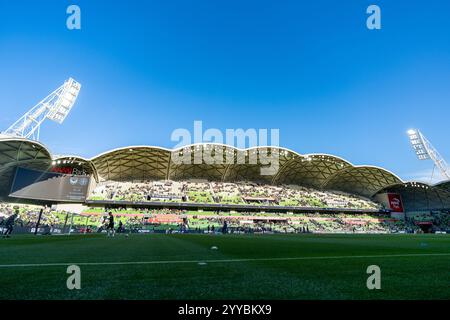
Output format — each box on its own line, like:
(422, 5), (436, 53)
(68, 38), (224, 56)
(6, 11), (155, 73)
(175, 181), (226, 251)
(148, 214), (183, 224)
(388, 193), (404, 212)
(50, 166), (73, 174)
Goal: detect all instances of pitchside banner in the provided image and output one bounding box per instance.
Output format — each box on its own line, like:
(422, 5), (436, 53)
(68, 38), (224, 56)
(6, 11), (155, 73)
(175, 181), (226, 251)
(9, 167), (90, 202)
(387, 193), (404, 213)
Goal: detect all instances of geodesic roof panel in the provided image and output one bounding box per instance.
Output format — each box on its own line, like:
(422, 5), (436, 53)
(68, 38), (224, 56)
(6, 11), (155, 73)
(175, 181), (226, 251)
(435, 180), (450, 194)
(91, 146), (170, 181)
(223, 147), (292, 183)
(0, 138), (52, 197)
(275, 154), (352, 188)
(224, 162), (273, 183)
(323, 166), (402, 198)
(168, 145), (231, 181)
(0, 138), (51, 167)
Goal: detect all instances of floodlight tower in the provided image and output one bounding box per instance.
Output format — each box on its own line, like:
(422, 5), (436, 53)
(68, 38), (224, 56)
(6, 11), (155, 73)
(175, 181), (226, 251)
(407, 129), (450, 180)
(2, 78), (81, 141)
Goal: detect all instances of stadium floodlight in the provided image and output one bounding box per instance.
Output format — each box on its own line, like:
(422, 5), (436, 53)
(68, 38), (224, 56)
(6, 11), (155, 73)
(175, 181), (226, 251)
(407, 129), (430, 160)
(407, 129), (450, 180)
(2, 78), (81, 141)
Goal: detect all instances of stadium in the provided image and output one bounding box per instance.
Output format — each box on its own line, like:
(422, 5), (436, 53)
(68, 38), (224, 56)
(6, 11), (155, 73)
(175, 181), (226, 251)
(4, 1), (450, 311)
(0, 78), (449, 300)
(2, 135), (450, 235)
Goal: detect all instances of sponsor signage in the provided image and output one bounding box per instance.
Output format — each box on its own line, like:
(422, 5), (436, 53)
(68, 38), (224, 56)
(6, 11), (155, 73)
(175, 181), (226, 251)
(387, 193), (404, 213)
(9, 167), (90, 202)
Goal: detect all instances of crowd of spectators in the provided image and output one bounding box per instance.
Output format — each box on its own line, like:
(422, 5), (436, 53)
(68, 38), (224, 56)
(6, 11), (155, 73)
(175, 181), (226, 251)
(88, 179), (382, 210)
(3, 202), (447, 235)
(0, 203), (61, 228)
(184, 211), (419, 234)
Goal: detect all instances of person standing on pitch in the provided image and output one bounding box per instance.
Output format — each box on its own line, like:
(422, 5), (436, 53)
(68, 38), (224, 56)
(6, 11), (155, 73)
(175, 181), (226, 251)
(106, 212), (115, 237)
(117, 220), (124, 234)
(2, 209), (19, 238)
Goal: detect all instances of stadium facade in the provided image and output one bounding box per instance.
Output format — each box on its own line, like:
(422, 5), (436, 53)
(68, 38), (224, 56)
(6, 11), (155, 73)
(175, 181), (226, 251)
(1, 137), (450, 214)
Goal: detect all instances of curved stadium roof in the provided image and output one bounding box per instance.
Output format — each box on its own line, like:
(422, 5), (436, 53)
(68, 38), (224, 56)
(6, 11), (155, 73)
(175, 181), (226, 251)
(1, 138), (450, 206)
(0, 138), (52, 197)
(87, 144), (404, 198)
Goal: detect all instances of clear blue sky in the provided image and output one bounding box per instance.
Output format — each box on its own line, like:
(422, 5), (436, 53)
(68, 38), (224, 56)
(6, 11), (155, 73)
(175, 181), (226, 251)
(0, 0), (449, 182)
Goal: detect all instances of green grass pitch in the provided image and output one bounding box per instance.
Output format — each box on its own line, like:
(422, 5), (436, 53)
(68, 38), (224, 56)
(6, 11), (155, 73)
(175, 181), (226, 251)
(0, 233), (449, 300)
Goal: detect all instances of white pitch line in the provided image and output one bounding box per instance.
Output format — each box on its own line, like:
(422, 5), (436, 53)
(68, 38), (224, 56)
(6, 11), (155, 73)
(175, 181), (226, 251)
(0, 253), (449, 268)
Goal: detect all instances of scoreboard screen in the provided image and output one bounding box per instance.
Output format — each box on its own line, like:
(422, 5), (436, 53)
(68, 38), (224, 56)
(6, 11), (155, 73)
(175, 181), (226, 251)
(9, 167), (90, 202)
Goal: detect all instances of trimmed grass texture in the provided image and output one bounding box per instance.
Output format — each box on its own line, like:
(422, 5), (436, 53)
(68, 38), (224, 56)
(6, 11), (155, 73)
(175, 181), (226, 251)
(0, 233), (449, 299)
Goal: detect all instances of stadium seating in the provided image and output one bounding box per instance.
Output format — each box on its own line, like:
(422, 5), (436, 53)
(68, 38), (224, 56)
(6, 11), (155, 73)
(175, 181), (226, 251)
(88, 180), (382, 210)
(2, 202), (435, 235)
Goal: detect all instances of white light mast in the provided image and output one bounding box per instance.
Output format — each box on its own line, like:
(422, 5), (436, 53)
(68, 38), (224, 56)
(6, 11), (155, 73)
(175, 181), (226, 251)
(407, 129), (450, 180)
(2, 78), (81, 141)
